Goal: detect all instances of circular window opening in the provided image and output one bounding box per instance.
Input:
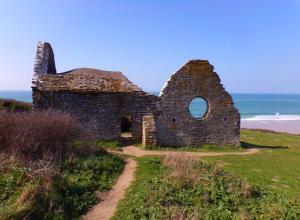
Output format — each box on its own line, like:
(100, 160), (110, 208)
(189, 97), (208, 119)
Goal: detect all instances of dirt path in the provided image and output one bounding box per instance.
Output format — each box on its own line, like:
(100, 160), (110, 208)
(82, 158), (137, 220)
(83, 146), (259, 220)
(121, 146), (259, 157)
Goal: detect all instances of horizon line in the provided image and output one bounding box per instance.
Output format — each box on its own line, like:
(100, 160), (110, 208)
(1, 90), (300, 95)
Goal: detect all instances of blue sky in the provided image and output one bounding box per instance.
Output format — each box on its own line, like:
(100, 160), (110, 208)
(0, 0), (300, 93)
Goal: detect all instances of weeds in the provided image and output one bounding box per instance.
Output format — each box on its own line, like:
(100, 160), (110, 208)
(0, 151), (124, 219)
(114, 155), (300, 219)
(0, 110), (125, 219)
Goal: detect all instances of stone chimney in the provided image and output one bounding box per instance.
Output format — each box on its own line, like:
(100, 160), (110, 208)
(32, 41), (56, 87)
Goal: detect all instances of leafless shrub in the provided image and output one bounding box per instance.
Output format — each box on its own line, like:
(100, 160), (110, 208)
(163, 153), (202, 186)
(241, 181), (253, 199)
(0, 110), (79, 162)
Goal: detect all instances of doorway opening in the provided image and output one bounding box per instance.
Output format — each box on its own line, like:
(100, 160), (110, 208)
(121, 116), (132, 138)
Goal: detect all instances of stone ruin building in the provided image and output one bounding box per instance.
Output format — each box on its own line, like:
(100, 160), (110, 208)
(32, 42), (240, 147)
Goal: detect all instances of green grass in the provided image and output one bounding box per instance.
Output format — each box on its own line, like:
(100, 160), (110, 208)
(112, 157), (164, 220)
(95, 140), (122, 151)
(136, 143), (246, 152)
(203, 129), (300, 198)
(0, 151), (124, 219)
(113, 156), (300, 219)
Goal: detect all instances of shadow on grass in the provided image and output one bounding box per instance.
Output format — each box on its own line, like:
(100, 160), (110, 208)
(241, 141), (289, 150)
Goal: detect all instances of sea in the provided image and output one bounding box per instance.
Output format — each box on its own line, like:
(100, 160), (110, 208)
(1, 91), (300, 121)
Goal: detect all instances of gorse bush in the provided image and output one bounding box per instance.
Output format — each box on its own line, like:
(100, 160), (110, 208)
(0, 110), (79, 161)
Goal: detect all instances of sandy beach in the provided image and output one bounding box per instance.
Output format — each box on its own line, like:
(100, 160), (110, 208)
(241, 120), (300, 135)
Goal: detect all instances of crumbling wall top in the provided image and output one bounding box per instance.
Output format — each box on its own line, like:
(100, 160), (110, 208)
(33, 41), (56, 75)
(32, 41), (142, 93)
(36, 68), (143, 93)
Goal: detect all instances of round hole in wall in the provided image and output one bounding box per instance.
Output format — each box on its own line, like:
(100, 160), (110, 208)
(188, 97), (208, 119)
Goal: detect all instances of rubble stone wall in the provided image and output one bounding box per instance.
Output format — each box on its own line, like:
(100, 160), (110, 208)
(32, 88), (159, 143)
(31, 42), (240, 147)
(156, 60), (240, 147)
(33, 41), (56, 76)
(142, 114), (157, 147)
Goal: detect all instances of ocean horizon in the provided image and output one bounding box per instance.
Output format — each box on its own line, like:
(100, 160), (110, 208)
(1, 90), (300, 121)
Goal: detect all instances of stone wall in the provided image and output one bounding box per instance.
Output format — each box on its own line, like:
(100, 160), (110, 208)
(31, 42), (240, 147)
(33, 42), (56, 75)
(32, 89), (159, 143)
(32, 60), (240, 147)
(142, 114), (157, 147)
(156, 60), (240, 147)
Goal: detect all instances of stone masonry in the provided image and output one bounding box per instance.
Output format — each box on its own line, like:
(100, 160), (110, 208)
(157, 60), (240, 147)
(142, 115), (157, 147)
(32, 42), (240, 147)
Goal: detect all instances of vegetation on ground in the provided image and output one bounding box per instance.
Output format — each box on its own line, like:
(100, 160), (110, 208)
(140, 143), (246, 152)
(0, 151), (124, 219)
(95, 140), (122, 151)
(136, 129), (300, 198)
(0, 110), (79, 159)
(114, 155), (300, 219)
(2, 107), (300, 219)
(204, 129), (300, 198)
(0, 99), (32, 111)
(0, 110), (125, 219)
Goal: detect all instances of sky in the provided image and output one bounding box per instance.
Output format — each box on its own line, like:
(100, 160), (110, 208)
(0, 0), (300, 93)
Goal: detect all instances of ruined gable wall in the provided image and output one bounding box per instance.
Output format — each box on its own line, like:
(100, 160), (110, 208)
(156, 60), (240, 147)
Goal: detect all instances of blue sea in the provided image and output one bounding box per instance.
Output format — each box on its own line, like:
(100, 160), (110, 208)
(1, 91), (300, 121)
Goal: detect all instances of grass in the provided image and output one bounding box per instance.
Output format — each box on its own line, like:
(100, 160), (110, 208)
(0, 151), (124, 219)
(113, 155), (300, 219)
(95, 140), (122, 151)
(135, 129), (300, 198)
(203, 129), (300, 198)
(138, 143), (246, 152)
(0, 110), (127, 219)
(112, 157), (163, 220)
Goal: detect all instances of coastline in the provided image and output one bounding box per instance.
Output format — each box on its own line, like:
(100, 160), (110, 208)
(241, 120), (300, 135)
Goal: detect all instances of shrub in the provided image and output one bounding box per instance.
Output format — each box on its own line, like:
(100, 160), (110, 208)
(0, 110), (79, 161)
(0, 110), (126, 219)
(0, 151), (125, 220)
(0, 99), (32, 112)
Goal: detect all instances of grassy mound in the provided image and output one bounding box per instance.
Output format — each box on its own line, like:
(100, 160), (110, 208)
(113, 156), (300, 219)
